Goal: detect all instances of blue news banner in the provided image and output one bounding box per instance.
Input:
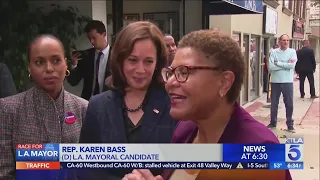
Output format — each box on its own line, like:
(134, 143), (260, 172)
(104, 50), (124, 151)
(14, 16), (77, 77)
(15, 140), (304, 180)
(223, 140), (304, 170)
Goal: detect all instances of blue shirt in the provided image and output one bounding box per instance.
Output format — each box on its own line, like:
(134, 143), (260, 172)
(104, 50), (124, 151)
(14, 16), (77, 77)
(268, 48), (297, 83)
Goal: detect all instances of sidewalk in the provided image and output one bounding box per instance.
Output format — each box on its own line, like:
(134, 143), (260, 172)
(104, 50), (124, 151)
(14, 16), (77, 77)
(244, 64), (320, 180)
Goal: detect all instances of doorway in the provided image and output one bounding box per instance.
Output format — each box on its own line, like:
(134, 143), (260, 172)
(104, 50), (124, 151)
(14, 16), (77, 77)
(242, 34), (250, 105)
(249, 35), (260, 101)
(143, 12), (180, 42)
(233, 33), (241, 103)
(261, 38), (269, 93)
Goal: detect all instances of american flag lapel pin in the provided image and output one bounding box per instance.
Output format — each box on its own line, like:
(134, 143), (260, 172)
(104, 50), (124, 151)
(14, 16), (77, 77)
(153, 109), (159, 114)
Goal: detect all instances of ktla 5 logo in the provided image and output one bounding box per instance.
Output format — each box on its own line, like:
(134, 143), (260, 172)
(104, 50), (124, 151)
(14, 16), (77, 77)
(285, 144), (304, 162)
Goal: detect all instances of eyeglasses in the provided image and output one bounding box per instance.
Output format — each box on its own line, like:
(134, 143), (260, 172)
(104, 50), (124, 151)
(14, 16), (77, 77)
(161, 65), (221, 83)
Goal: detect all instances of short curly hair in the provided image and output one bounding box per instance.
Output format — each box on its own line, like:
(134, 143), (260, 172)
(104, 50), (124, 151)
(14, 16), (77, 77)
(178, 30), (245, 103)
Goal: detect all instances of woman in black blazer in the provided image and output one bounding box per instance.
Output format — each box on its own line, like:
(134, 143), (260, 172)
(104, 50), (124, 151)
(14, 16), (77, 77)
(79, 21), (177, 180)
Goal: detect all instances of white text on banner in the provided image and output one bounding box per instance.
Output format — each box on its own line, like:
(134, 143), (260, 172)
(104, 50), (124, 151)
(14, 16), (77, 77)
(59, 144), (222, 162)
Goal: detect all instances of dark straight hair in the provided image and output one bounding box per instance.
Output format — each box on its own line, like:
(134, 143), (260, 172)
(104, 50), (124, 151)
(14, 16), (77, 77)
(106, 21), (168, 92)
(27, 34), (64, 62)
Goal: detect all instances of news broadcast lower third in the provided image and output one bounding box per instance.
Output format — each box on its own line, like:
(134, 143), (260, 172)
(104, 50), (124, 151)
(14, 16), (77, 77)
(15, 137), (304, 179)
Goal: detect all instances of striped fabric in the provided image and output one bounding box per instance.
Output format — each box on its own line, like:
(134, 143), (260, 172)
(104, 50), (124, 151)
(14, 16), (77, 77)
(0, 86), (88, 179)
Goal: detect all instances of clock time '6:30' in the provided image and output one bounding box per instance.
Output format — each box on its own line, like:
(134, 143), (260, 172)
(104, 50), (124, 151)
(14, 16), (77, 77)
(241, 153), (268, 160)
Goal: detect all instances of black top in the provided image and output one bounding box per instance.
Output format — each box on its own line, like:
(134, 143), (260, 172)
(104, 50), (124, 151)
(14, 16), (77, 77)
(121, 90), (164, 176)
(122, 92), (149, 143)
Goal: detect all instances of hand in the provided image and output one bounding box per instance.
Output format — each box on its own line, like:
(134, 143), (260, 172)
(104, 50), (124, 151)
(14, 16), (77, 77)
(122, 169), (164, 180)
(289, 59), (296, 63)
(70, 50), (82, 66)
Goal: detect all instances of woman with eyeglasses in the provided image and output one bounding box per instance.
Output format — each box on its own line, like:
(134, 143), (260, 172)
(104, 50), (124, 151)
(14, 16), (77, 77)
(122, 30), (292, 180)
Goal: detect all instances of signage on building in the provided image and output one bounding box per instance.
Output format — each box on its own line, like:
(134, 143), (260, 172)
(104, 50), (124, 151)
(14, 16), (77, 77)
(263, 6), (278, 35)
(310, 20), (320, 27)
(309, 5), (319, 15)
(223, 0), (263, 13)
(292, 20), (304, 39)
(310, 14), (320, 20)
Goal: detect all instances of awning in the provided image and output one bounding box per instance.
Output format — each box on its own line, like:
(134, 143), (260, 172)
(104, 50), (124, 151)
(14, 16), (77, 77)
(204, 0), (263, 15)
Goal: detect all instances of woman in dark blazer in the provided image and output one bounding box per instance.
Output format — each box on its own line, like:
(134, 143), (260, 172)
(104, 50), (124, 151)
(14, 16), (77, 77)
(0, 35), (88, 180)
(79, 21), (177, 180)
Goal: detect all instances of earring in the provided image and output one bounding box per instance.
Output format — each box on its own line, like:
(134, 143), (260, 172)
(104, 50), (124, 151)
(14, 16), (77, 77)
(66, 70), (70, 77)
(28, 74), (31, 79)
(219, 92), (224, 97)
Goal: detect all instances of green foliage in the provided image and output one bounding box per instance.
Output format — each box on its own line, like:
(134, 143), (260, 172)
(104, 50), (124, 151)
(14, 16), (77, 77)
(0, 0), (91, 91)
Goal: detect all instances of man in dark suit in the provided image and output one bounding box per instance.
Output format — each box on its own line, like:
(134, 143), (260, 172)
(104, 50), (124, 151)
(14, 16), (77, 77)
(0, 62), (17, 98)
(67, 20), (111, 100)
(296, 40), (318, 99)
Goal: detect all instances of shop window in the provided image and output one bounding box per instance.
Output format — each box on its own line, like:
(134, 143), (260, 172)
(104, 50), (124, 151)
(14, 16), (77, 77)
(289, 1), (293, 10)
(107, 14), (140, 44)
(302, 1), (306, 19)
(282, 0), (293, 16)
(249, 36), (261, 101)
(143, 12), (179, 42)
(232, 33), (241, 46)
(296, 1), (301, 17)
(242, 34), (250, 105)
(301, 1), (306, 19)
(283, 0), (289, 9)
(293, 0), (297, 14)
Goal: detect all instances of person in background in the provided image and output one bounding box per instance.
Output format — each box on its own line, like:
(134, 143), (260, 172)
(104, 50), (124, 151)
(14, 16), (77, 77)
(79, 21), (177, 180)
(296, 40), (318, 98)
(268, 34), (297, 132)
(0, 34), (88, 180)
(164, 34), (177, 65)
(123, 30), (291, 180)
(67, 20), (111, 100)
(210, 27), (220, 32)
(0, 62), (17, 98)
(269, 44), (279, 56)
(263, 54), (268, 93)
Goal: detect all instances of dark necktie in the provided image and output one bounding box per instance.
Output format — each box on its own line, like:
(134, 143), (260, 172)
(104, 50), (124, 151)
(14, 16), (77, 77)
(93, 52), (103, 95)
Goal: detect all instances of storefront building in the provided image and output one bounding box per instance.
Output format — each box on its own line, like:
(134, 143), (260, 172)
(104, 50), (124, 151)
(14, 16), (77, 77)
(29, 0), (265, 98)
(280, 0), (308, 50)
(28, 0), (308, 102)
(208, 1), (264, 105)
(207, 0), (308, 105)
(307, 2), (320, 63)
(308, 27), (320, 63)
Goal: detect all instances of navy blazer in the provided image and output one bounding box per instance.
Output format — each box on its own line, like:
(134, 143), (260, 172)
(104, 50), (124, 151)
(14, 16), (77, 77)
(78, 88), (177, 179)
(296, 47), (316, 73)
